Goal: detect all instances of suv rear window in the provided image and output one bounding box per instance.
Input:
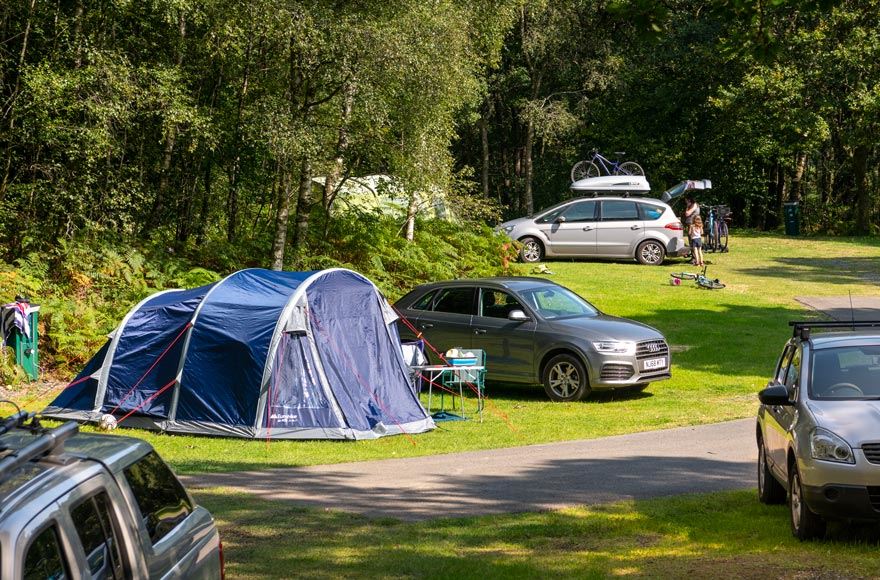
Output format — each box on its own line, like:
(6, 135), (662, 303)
(431, 287), (476, 315)
(123, 452), (192, 544)
(600, 200), (639, 221)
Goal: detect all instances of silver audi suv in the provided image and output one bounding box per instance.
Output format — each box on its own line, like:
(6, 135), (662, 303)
(497, 196), (687, 265)
(395, 277), (671, 401)
(756, 321), (880, 540)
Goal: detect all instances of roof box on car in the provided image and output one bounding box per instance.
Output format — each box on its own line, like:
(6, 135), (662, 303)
(570, 175), (651, 197)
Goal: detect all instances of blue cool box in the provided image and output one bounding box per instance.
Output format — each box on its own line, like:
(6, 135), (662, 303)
(450, 357), (478, 366)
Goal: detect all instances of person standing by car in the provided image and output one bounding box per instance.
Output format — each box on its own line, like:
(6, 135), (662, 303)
(684, 196), (700, 262)
(690, 215), (704, 266)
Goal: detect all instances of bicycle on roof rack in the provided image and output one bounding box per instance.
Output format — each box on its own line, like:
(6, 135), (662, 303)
(570, 150), (645, 183)
(704, 204), (732, 253)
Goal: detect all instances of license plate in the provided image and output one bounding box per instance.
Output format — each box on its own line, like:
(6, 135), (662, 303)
(642, 357), (666, 370)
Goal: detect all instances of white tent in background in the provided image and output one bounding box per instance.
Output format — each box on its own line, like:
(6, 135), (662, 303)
(313, 174), (452, 220)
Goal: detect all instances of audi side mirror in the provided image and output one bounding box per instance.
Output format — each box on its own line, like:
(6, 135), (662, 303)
(508, 309), (530, 322)
(758, 383), (793, 406)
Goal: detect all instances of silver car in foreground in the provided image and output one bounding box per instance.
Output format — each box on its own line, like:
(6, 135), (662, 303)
(757, 321), (880, 540)
(1, 414), (223, 578)
(498, 195), (687, 265)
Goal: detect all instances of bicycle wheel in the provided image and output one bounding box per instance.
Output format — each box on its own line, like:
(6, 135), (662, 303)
(670, 272), (697, 280)
(718, 221), (729, 252)
(698, 278), (725, 290)
(571, 160), (600, 182)
(706, 218), (718, 252)
(617, 161), (644, 176)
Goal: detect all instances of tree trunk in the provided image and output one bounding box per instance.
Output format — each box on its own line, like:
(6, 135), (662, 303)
(791, 151), (807, 202)
(271, 168), (293, 270)
(144, 11), (186, 235)
(227, 35), (254, 243)
(290, 158), (312, 261)
(73, 0), (84, 68)
(523, 117), (534, 214)
(853, 144), (870, 234)
(195, 156), (212, 245)
(405, 194), (417, 241)
(322, 81), (354, 211)
(480, 109), (491, 199)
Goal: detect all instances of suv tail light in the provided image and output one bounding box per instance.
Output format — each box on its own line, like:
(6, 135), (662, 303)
(665, 222), (683, 231)
(219, 538), (226, 580)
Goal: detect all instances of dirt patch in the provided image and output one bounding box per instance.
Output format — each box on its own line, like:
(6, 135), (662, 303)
(0, 377), (66, 410)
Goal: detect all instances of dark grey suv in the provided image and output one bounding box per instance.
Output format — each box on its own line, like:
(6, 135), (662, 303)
(0, 412), (223, 578)
(395, 277), (671, 401)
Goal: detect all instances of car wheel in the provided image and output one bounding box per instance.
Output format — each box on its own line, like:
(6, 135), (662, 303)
(757, 438), (785, 504)
(789, 464), (826, 540)
(542, 354), (591, 402)
(519, 237), (544, 263)
(636, 240), (665, 265)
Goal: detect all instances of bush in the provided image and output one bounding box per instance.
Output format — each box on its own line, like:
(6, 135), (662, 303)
(0, 216), (508, 376)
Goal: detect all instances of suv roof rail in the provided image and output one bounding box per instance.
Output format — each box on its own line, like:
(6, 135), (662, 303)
(0, 421), (79, 481)
(789, 320), (880, 339)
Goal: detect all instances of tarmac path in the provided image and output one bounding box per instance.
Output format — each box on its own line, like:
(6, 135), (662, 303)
(185, 418), (757, 521)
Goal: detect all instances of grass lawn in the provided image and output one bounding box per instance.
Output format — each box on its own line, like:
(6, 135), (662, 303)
(197, 487), (880, 579)
(15, 232), (880, 474)
(12, 232), (880, 579)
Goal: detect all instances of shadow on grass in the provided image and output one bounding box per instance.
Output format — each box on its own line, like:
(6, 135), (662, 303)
(735, 256), (880, 286)
(191, 454), (756, 521)
(195, 464), (880, 579)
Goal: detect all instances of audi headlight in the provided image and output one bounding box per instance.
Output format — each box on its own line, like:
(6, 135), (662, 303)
(810, 428), (855, 464)
(592, 340), (636, 356)
(500, 225), (516, 234)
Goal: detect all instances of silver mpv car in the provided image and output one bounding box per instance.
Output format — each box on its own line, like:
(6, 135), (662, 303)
(498, 195), (688, 265)
(757, 321), (880, 540)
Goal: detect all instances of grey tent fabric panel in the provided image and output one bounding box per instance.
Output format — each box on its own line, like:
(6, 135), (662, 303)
(264, 332), (342, 430)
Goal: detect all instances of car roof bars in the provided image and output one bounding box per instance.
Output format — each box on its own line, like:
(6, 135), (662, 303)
(0, 411), (32, 437)
(789, 320), (880, 340)
(0, 421), (79, 480)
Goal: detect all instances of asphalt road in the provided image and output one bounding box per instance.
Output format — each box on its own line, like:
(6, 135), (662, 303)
(186, 418), (757, 521)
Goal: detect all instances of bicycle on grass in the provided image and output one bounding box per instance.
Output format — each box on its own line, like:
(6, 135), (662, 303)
(669, 265), (725, 290)
(570, 150), (645, 183)
(704, 205), (731, 253)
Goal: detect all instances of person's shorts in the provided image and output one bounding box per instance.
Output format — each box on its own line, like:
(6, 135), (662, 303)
(691, 238), (702, 249)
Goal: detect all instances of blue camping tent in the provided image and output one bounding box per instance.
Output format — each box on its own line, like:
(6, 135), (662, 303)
(43, 268), (435, 440)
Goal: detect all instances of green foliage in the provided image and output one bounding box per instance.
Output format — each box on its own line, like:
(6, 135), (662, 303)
(304, 212), (507, 300)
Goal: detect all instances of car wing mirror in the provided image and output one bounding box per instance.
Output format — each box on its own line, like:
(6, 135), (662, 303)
(758, 383), (793, 406)
(508, 309), (530, 322)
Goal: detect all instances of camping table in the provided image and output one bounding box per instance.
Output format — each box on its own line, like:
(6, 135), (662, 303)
(418, 364), (485, 422)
